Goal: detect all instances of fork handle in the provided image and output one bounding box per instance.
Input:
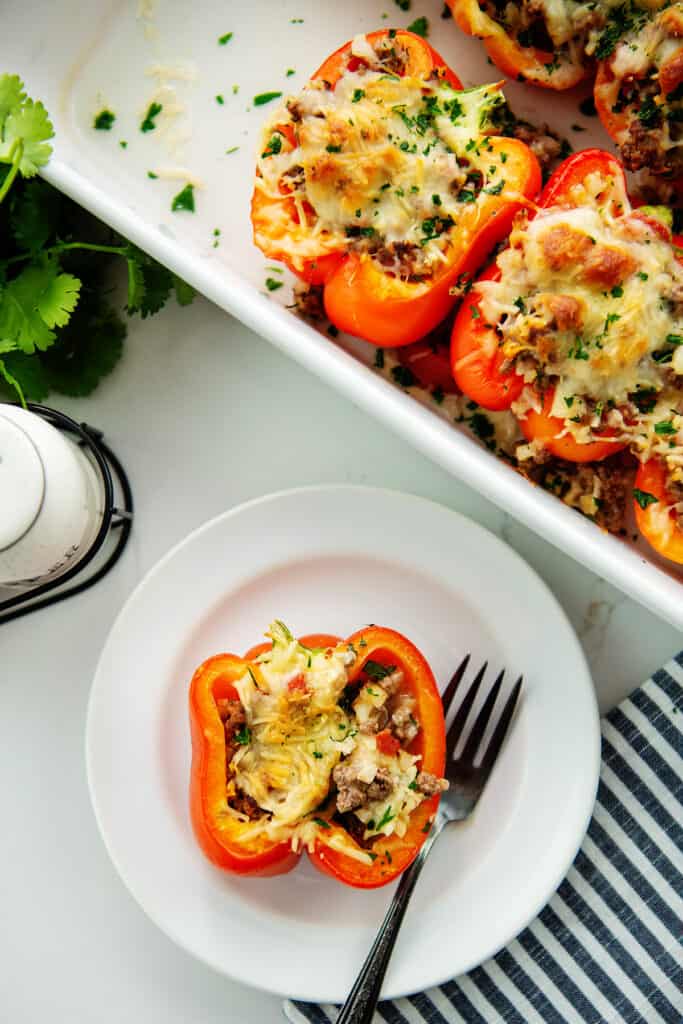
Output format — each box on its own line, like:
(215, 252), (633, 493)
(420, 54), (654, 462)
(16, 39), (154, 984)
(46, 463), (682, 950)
(336, 821), (444, 1024)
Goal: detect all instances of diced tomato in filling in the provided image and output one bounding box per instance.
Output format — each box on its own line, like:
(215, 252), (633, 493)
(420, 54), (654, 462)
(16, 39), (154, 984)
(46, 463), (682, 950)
(376, 729), (401, 756)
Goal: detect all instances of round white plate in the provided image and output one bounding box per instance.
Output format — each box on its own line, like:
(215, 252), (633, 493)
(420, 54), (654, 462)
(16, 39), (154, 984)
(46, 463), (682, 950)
(86, 486), (600, 1002)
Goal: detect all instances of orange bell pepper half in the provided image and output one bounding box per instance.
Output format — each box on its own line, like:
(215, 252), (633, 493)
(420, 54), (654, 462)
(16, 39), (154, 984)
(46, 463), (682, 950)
(251, 28), (541, 347)
(451, 150), (635, 449)
(446, 0), (590, 90)
(189, 626), (446, 887)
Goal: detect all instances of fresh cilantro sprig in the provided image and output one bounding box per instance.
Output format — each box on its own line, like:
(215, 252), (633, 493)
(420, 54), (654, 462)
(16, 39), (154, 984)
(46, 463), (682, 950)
(0, 74), (195, 405)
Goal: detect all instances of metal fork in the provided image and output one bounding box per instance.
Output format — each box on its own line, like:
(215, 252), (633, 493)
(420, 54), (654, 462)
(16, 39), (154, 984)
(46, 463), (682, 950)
(336, 655), (523, 1024)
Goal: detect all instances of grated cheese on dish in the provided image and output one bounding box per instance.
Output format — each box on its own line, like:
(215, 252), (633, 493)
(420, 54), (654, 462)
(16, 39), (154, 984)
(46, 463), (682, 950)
(477, 170), (683, 490)
(254, 32), (508, 280)
(223, 622), (430, 863)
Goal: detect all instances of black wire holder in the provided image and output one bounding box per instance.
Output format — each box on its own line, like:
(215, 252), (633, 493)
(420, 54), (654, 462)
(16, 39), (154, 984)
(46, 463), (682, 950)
(0, 403), (133, 625)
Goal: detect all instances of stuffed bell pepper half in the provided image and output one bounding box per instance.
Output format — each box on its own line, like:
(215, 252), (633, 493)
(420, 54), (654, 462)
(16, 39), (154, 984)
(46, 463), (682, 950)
(189, 621), (448, 888)
(251, 29), (541, 346)
(450, 148), (683, 563)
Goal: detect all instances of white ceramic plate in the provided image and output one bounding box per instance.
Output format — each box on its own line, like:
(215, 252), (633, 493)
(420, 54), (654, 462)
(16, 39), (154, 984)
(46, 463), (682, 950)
(86, 486), (600, 1002)
(6, 1), (683, 631)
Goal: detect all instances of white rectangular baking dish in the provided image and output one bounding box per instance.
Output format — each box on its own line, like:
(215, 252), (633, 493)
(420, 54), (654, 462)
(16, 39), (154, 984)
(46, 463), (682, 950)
(7, 0), (683, 629)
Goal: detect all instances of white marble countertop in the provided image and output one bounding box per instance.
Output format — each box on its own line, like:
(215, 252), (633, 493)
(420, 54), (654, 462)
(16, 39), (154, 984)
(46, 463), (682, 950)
(1, 296), (680, 1024)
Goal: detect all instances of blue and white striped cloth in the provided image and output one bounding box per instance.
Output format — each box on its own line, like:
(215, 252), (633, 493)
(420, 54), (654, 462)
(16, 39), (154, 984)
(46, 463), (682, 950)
(285, 653), (683, 1024)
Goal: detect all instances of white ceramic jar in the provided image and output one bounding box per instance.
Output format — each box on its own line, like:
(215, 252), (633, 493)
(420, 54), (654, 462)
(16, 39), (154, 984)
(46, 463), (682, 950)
(0, 405), (105, 590)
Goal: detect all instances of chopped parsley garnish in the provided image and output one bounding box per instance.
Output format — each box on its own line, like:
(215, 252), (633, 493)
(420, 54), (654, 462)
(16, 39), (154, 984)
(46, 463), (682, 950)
(312, 751), (323, 759)
(218, 32), (233, 45)
(147, 170), (158, 179)
(469, 412), (494, 441)
(568, 337), (589, 360)
(470, 305), (480, 320)
(171, 184), (195, 212)
(666, 334), (683, 346)
(408, 780), (418, 790)
(514, 296), (526, 312)
(432, 193), (442, 206)
(261, 133), (283, 158)
(216, 94), (224, 105)
(633, 488), (659, 510)
(364, 660), (397, 680)
(457, 188), (476, 204)
(226, 146), (240, 154)
(286, 69), (296, 77)
(407, 15), (429, 37)
(326, 144), (342, 153)
(313, 817), (330, 829)
(654, 420), (676, 435)
(638, 95), (660, 128)
(637, 271), (649, 281)
(235, 725), (251, 745)
(632, 390), (656, 414)
(140, 102), (162, 133)
(253, 91), (282, 106)
(352, 88), (365, 103)
(390, 365), (417, 387)
(564, 396), (575, 408)
(610, 285), (623, 298)
(366, 687), (379, 696)
(94, 109), (115, 131)
(375, 806), (395, 830)
(265, 277), (283, 292)
(395, 0), (411, 8)
(483, 180), (505, 195)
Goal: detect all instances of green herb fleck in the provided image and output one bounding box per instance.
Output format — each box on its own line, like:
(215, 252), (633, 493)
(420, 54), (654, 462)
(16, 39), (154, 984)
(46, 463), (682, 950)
(364, 660), (397, 680)
(216, 94), (224, 105)
(326, 144), (342, 153)
(254, 91), (282, 106)
(407, 15), (428, 36)
(390, 365), (417, 387)
(147, 171), (158, 179)
(375, 806), (395, 831)
(218, 32), (233, 45)
(654, 420), (676, 435)
(140, 102), (162, 133)
(226, 146), (240, 154)
(262, 133), (283, 158)
(94, 109), (115, 131)
(611, 285), (623, 298)
(352, 88), (365, 103)
(171, 184), (195, 212)
(313, 817), (330, 829)
(235, 725), (251, 745)
(286, 68), (296, 77)
(633, 488), (659, 510)
(265, 277), (284, 292)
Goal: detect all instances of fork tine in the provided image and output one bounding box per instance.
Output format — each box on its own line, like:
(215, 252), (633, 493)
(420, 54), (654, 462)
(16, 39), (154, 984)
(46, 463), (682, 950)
(446, 661), (487, 759)
(460, 668), (504, 764)
(441, 654), (470, 717)
(479, 676), (523, 778)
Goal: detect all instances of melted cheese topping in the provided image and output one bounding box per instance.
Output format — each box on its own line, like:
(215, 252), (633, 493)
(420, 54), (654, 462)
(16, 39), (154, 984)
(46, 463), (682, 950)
(607, 3), (683, 159)
(226, 622), (426, 860)
(478, 173), (683, 480)
(255, 34), (507, 277)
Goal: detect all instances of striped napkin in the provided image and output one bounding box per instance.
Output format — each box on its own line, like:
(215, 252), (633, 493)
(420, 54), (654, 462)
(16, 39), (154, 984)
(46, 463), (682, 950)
(285, 653), (683, 1024)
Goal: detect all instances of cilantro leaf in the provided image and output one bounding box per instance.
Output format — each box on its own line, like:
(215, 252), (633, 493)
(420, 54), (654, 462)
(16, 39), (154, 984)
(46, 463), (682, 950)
(1, 97), (54, 176)
(35, 265), (81, 328)
(9, 178), (60, 253)
(173, 275), (195, 306)
(0, 263), (62, 353)
(171, 184), (195, 212)
(0, 75), (26, 129)
(0, 349), (49, 402)
(40, 299), (126, 397)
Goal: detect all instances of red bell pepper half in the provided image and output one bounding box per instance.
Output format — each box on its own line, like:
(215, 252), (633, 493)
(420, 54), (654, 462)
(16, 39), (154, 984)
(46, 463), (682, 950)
(251, 28), (541, 347)
(451, 149), (635, 457)
(189, 626), (446, 887)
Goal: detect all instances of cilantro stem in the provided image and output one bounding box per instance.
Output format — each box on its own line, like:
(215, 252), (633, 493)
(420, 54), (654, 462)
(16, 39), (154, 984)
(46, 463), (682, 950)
(0, 141), (23, 205)
(4, 241), (128, 266)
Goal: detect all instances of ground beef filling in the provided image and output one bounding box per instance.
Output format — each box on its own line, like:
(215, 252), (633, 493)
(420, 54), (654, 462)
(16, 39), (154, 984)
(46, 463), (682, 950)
(217, 697), (267, 820)
(218, 669), (448, 842)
